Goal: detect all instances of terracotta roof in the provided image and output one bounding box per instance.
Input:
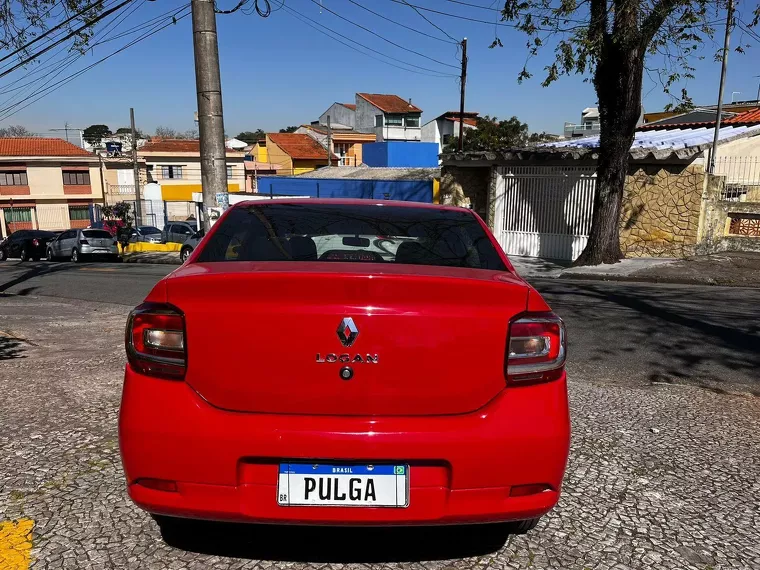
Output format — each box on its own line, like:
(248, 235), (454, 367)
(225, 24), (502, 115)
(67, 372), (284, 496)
(446, 117), (478, 126)
(0, 138), (92, 157)
(268, 133), (335, 160)
(357, 93), (422, 114)
(341, 103), (356, 110)
(637, 108), (760, 131)
(724, 108), (760, 124)
(141, 138), (243, 154)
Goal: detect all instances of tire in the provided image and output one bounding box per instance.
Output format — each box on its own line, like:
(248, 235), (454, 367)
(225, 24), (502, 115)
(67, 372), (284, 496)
(180, 246), (192, 263)
(504, 517), (542, 534)
(71, 248), (81, 263)
(20, 247), (29, 262)
(0, 248), (6, 261)
(47, 248), (55, 262)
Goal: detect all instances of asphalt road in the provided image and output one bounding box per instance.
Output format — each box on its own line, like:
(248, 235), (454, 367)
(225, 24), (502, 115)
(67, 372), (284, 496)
(1, 260), (758, 392)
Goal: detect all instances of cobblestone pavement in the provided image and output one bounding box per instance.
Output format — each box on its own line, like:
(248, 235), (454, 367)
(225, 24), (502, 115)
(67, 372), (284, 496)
(1, 295), (759, 570)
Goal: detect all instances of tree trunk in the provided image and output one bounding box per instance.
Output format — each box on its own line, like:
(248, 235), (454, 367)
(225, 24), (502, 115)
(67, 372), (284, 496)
(573, 40), (644, 266)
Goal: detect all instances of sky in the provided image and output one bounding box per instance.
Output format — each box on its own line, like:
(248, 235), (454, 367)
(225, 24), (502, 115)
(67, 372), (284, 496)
(1, 0), (757, 137)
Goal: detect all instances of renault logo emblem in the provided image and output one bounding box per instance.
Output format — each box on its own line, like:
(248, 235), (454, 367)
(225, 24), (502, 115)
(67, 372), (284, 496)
(337, 317), (359, 347)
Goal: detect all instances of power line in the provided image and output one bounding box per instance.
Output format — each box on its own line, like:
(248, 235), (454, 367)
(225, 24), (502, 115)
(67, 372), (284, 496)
(443, 0), (501, 11)
(346, 0), (456, 44)
(306, 0), (459, 68)
(394, 0), (458, 42)
(0, 11), (190, 121)
(0, 0), (135, 81)
(281, 3), (458, 77)
(92, 4), (191, 45)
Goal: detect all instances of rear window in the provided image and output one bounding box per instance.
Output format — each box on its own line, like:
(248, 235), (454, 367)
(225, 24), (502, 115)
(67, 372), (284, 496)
(139, 226), (161, 234)
(82, 230), (113, 239)
(196, 203), (507, 271)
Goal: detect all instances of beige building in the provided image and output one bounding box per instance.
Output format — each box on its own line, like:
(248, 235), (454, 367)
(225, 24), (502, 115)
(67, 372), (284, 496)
(0, 138), (103, 238)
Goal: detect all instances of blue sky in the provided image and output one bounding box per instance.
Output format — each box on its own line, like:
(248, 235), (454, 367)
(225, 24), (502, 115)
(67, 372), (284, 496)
(2, 0), (757, 136)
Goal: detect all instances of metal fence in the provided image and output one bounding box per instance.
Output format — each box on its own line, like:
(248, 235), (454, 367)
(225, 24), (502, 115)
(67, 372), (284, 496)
(713, 157), (760, 201)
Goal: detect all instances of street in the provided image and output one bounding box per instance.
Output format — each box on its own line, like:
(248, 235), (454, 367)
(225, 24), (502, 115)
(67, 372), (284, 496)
(1, 261), (759, 569)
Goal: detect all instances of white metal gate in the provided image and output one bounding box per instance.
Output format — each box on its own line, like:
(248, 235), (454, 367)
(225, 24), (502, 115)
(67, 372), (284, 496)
(493, 165), (596, 261)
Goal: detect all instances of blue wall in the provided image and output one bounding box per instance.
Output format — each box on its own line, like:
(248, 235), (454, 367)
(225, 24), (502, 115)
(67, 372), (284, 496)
(257, 177), (433, 203)
(362, 142), (439, 168)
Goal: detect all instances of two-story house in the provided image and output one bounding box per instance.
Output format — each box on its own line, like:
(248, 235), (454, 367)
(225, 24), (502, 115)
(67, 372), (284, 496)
(422, 110), (479, 156)
(0, 138), (104, 237)
(354, 93), (423, 142)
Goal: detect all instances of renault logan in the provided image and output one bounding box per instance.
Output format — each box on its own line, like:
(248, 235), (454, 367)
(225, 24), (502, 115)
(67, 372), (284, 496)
(119, 200), (570, 533)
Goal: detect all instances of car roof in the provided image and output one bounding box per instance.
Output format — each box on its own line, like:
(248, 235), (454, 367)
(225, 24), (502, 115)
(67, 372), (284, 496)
(231, 198), (472, 213)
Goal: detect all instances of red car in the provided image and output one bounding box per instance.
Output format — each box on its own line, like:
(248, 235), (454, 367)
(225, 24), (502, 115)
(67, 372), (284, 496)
(119, 200), (570, 533)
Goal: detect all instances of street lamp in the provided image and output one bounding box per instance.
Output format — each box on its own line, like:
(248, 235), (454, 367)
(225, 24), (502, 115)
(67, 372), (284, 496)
(731, 91), (741, 103)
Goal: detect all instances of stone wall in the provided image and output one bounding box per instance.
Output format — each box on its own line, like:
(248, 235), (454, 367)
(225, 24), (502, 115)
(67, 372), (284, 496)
(439, 165), (491, 224)
(620, 163), (704, 258)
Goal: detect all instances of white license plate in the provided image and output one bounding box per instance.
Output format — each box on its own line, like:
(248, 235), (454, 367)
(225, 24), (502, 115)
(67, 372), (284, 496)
(278, 464), (408, 507)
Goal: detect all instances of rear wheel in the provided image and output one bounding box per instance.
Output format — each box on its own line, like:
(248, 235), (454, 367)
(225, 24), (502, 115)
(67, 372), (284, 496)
(71, 248), (81, 263)
(504, 517), (541, 534)
(180, 246), (192, 263)
(47, 248), (55, 262)
(0, 248), (6, 261)
(20, 247), (29, 262)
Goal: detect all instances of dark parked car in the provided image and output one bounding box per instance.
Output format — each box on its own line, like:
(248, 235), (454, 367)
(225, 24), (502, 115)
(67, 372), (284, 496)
(179, 229), (205, 262)
(163, 221), (198, 244)
(0, 230), (57, 261)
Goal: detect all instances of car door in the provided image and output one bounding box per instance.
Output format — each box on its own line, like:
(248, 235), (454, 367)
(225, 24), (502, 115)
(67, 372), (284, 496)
(59, 230), (77, 256)
(8, 231), (25, 257)
(176, 224), (193, 243)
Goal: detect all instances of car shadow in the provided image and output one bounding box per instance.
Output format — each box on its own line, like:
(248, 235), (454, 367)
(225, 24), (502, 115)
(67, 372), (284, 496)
(0, 335), (26, 360)
(158, 519), (511, 562)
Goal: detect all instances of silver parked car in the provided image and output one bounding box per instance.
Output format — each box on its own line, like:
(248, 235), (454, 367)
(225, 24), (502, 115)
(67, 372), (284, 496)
(47, 229), (119, 263)
(129, 226), (164, 244)
(163, 221), (198, 244)
(179, 229), (205, 263)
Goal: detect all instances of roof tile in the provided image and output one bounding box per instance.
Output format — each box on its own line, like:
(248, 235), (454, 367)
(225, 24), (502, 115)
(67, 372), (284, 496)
(268, 133), (335, 160)
(357, 93), (422, 114)
(0, 138), (92, 157)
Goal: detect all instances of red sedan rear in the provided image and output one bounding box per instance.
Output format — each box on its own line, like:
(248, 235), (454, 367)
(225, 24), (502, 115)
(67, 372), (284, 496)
(119, 200), (570, 532)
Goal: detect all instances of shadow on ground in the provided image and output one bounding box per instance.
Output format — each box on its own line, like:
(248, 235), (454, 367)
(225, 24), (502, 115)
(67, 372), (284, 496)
(0, 336), (26, 360)
(158, 519), (510, 562)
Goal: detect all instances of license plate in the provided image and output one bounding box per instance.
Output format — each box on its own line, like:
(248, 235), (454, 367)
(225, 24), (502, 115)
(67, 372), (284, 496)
(277, 464), (408, 507)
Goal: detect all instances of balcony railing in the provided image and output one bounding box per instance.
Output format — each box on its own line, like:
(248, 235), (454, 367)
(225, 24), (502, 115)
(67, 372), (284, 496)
(563, 122), (600, 138)
(107, 184), (136, 195)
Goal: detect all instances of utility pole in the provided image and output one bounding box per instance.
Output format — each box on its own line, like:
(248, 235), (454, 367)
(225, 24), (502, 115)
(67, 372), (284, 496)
(191, 0), (228, 231)
(457, 38), (468, 152)
(326, 115), (332, 168)
(130, 108), (142, 224)
(709, 0), (733, 173)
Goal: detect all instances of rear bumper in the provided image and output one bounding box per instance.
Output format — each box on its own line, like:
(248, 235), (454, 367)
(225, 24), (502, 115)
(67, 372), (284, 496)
(80, 245), (118, 255)
(119, 366), (570, 525)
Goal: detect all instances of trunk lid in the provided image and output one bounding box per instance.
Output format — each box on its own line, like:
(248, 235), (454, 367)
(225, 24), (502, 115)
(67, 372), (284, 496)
(168, 262), (529, 416)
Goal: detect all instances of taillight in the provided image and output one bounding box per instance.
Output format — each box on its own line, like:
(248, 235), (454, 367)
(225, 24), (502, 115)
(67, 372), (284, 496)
(79, 239), (89, 245)
(125, 302), (186, 380)
(506, 312), (566, 385)
(32, 239), (39, 246)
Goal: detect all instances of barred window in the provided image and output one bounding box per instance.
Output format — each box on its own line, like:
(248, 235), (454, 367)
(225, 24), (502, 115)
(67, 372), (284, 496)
(62, 171), (91, 185)
(0, 171), (28, 185)
(69, 206), (90, 221)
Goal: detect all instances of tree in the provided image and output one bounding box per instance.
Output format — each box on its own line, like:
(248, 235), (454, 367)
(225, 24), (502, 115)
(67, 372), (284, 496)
(154, 126), (197, 139)
(0, 125), (32, 137)
(279, 126), (298, 133)
(501, 0), (759, 265)
(100, 202), (134, 248)
(444, 116), (556, 152)
(83, 124), (111, 145)
(236, 130), (266, 144)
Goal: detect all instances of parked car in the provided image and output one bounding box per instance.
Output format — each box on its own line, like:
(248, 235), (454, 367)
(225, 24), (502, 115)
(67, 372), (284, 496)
(163, 221), (198, 244)
(179, 229), (205, 263)
(128, 226), (164, 244)
(0, 230), (57, 261)
(119, 200), (569, 534)
(47, 229), (119, 262)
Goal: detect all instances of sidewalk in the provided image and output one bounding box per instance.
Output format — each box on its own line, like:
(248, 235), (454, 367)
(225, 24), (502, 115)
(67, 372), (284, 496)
(511, 252), (760, 287)
(122, 251), (181, 265)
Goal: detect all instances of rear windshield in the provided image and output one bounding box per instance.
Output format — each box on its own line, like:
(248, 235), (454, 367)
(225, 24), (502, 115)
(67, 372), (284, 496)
(139, 226), (161, 234)
(82, 230), (113, 239)
(196, 203), (507, 271)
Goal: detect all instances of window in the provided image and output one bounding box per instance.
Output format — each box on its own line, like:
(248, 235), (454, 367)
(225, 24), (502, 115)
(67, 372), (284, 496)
(147, 165), (155, 182)
(385, 115), (403, 126)
(197, 203), (508, 271)
(4, 208), (32, 223)
(442, 134), (452, 145)
(82, 230), (112, 239)
(585, 121), (593, 129)
(226, 166), (233, 179)
(375, 114), (384, 127)
(334, 143), (350, 156)
(0, 171), (28, 185)
(405, 116), (420, 128)
(161, 166), (183, 179)
(62, 171), (91, 185)
(68, 206), (90, 221)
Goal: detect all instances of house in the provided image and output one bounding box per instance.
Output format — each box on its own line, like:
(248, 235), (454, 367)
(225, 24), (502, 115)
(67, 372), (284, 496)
(422, 111), (479, 156)
(355, 93), (423, 142)
(317, 102), (356, 129)
(643, 99), (760, 125)
(0, 138), (104, 237)
(138, 139), (246, 223)
(441, 110), (760, 261)
(296, 124), (376, 166)
(563, 107), (601, 138)
(265, 133), (336, 175)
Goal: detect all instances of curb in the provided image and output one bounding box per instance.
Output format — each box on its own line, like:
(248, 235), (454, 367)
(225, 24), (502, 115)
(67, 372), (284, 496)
(556, 271), (759, 288)
(121, 255), (181, 266)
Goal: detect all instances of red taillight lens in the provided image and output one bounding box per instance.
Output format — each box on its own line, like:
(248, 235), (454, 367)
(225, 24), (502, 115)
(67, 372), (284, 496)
(32, 239), (39, 246)
(506, 312), (566, 385)
(125, 302), (186, 380)
(79, 239), (89, 245)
